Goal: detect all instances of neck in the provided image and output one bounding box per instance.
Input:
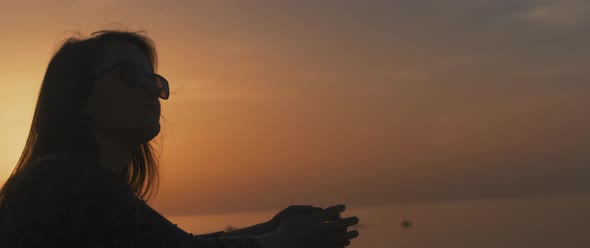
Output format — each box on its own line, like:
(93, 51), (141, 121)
(94, 134), (137, 176)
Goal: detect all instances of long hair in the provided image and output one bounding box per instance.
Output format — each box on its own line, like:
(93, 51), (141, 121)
(0, 30), (161, 204)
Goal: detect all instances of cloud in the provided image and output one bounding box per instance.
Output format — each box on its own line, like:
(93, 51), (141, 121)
(514, 0), (590, 27)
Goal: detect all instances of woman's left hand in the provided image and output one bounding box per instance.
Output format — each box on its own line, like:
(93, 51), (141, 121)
(219, 205), (329, 237)
(267, 205), (326, 231)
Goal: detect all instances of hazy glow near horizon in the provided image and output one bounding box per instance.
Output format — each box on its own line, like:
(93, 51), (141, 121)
(1, 0), (589, 215)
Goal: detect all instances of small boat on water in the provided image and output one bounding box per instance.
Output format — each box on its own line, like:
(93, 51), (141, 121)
(401, 220), (412, 229)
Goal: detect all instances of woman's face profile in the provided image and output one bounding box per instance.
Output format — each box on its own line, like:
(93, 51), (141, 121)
(85, 41), (161, 144)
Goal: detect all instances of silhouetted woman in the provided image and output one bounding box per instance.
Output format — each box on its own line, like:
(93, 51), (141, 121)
(0, 30), (359, 248)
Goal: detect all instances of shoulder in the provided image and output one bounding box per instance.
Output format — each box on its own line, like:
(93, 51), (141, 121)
(25, 157), (94, 182)
(0, 157), (131, 222)
(0, 157), (135, 245)
(12, 157), (107, 193)
(6, 158), (83, 195)
(3, 156), (128, 210)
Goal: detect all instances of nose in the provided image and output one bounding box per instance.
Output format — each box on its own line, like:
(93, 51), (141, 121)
(144, 79), (161, 98)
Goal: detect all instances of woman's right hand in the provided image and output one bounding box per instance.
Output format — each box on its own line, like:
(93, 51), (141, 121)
(257, 204), (360, 248)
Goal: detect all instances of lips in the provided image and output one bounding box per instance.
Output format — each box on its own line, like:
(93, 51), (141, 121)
(141, 105), (157, 110)
(141, 105), (160, 116)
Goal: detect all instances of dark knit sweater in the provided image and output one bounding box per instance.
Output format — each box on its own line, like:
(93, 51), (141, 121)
(0, 158), (262, 248)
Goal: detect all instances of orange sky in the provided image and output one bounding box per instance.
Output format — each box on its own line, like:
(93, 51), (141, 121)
(1, 0), (589, 215)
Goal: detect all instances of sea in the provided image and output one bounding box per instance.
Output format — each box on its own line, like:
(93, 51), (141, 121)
(166, 193), (590, 248)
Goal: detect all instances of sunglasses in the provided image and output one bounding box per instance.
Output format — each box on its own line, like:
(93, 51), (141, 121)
(92, 60), (170, 100)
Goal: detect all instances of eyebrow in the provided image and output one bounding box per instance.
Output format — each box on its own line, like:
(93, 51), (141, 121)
(95, 59), (153, 77)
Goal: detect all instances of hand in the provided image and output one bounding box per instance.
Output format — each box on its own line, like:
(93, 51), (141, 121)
(223, 204), (339, 238)
(259, 204), (360, 248)
(268, 205), (325, 231)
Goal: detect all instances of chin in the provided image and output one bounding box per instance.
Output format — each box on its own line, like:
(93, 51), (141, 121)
(118, 123), (161, 144)
(141, 123), (161, 143)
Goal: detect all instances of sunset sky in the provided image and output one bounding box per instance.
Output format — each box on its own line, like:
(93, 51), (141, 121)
(1, 0), (589, 215)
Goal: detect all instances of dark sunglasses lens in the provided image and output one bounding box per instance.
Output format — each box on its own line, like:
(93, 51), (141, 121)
(155, 75), (169, 99)
(119, 62), (169, 99)
(121, 64), (145, 88)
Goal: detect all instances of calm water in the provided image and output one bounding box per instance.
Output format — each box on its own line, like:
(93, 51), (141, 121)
(166, 193), (590, 248)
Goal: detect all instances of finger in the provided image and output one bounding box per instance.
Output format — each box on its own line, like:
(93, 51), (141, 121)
(335, 230), (360, 242)
(326, 213), (341, 221)
(288, 205), (324, 213)
(324, 208), (342, 221)
(347, 230), (360, 240)
(320, 204), (346, 221)
(325, 231), (359, 245)
(324, 217), (360, 232)
(274, 205), (323, 221)
(325, 241), (349, 248)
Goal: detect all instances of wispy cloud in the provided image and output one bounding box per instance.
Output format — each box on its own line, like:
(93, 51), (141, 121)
(514, 0), (590, 27)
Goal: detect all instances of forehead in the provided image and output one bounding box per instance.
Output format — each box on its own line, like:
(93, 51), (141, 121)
(95, 41), (152, 74)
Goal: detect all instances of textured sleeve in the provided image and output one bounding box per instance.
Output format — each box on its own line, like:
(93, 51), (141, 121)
(193, 231), (226, 239)
(189, 234), (263, 248)
(0, 159), (99, 247)
(134, 194), (264, 248)
(0, 159), (264, 248)
(0, 159), (160, 247)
